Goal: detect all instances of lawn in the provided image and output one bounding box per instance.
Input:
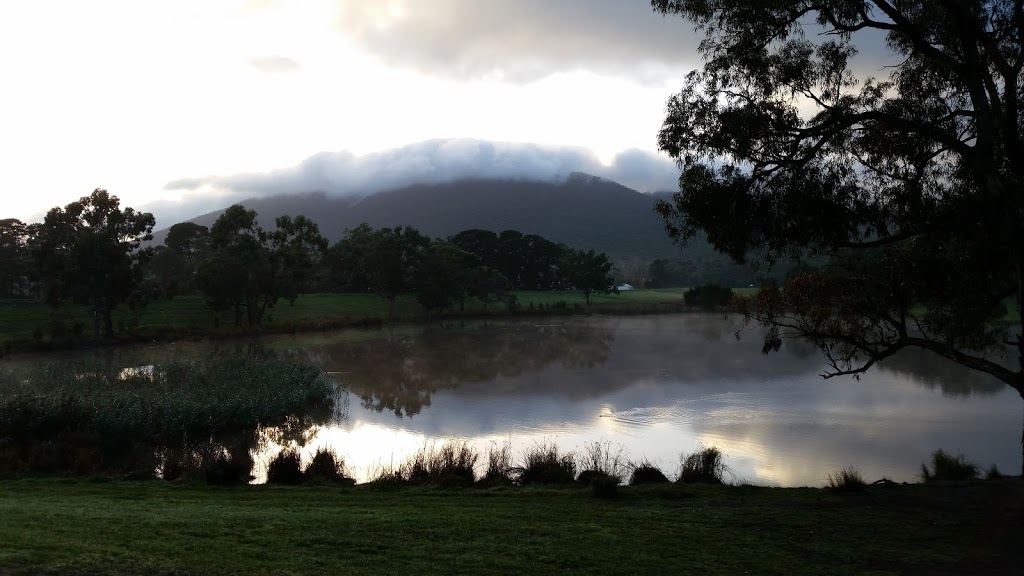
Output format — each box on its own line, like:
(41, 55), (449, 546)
(0, 478), (1020, 575)
(0, 289), (697, 350)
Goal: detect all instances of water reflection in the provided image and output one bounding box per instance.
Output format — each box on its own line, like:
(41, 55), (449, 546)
(286, 316), (1019, 485)
(319, 322), (613, 417)
(3, 314), (1019, 486)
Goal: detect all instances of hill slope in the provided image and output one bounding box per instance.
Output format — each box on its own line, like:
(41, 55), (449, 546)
(155, 174), (700, 260)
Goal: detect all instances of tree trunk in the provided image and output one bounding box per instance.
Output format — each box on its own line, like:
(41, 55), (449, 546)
(387, 296), (396, 319)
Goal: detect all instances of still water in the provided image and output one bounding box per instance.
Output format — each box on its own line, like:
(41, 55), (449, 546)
(14, 314), (1022, 486)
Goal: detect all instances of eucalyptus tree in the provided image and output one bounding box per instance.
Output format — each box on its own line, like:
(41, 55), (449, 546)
(651, 1), (1024, 470)
(32, 189), (154, 338)
(560, 248), (617, 305)
(196, 205), (326, 326)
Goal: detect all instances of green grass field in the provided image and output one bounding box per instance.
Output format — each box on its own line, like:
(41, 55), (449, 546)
(0, 478), (1020, 575)
(0, 289), (700, 350)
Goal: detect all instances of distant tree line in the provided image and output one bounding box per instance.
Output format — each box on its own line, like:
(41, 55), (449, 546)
(0, 193), (618, 337)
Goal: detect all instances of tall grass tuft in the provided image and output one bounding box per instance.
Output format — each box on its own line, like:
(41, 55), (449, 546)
(400, 441), (479, 487)
(826, 467), (866, 492)
(575, 441), (626, 485)
(203, 452), (251, 486)
(628, 459), (670, 485)
(920, 449), (979, 482)
(304, 447), (354, 485)
(986, 464), (1003, 480)
(678, 446), (727, 484)
(477, 441), (514, 487)
(267, 449), (304, 485)
(516, 441), (576, 485)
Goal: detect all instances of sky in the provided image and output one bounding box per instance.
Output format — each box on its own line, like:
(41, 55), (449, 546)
(0, 0), (708, 225)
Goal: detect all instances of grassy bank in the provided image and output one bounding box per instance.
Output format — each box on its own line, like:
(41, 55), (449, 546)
(0, 477), (1020, 575)
(0, 289), (703, 353)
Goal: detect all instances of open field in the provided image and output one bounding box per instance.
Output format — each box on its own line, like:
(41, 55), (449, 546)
(0, 478), (1020, 575)
(2, 287), (1015, 354)
(0, 289), (699, 351)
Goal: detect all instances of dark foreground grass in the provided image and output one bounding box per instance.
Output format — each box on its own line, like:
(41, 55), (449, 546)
(0, 478), (1021, 575)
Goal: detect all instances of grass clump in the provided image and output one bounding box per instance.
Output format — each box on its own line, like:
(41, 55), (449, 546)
(677, 446), (727, 484)
(826, 467), (866, 492)
(304, 448), (354, 485)
(477, 441), (514, 487)
(920, 449), (979, 482)
(575, 441), (626, 487)
(402, 441), (479, 487)
(628, 459), (670, 486)
(203, 452), (251, 486)
(516, 441), (576, 485)
(267, 449), (304, 485)
(986, 464), (1003, 480)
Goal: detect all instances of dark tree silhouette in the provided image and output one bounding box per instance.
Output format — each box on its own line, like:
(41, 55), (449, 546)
(652, 1), (1024, 471)
(32, 189), (154, 338)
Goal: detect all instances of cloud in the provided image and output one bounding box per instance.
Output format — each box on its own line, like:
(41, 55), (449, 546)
(165, 139), (681, 201)
(333, 0), (701, 82)
(249, 55), (301, 74)
(330, 1), (901, 84)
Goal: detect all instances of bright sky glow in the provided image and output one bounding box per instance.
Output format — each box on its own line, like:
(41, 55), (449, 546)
(1, 0), (683, 224)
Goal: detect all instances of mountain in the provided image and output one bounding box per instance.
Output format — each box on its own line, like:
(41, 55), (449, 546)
(153, 174), (703, 260)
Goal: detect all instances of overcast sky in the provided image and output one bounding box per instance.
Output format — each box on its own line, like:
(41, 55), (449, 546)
(0, 0), (704, 224)
(1, 1), (896, 226)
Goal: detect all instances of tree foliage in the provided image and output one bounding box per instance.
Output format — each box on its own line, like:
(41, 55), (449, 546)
(195, 205), (326, 326)
(31, 189), (155, 338)
(0, 219), (31, 298)
(561, 249), (617, 304)
(652, 1), (1024, 397)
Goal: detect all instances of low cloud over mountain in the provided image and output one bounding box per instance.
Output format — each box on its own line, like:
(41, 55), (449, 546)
(156, 139), (681, 226)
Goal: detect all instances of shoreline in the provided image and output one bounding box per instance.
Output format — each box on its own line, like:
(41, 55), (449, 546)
(0, 290), (703, 357)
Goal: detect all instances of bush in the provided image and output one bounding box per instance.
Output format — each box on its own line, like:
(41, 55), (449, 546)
(826, 467), (866, 492)
(629, 460), (670, 485)
(678, 446), (727, 484)
(304, 448), (353, 485)
(920, 450), (979, 482)
(516, 442), (576, 485)
(267, 449), (303, 485)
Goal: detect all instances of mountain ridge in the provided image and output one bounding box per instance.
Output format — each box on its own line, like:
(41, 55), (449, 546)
(152, 174), (698, 260)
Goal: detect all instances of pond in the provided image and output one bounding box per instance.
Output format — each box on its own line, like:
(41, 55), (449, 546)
(4, 314), (1020, 486)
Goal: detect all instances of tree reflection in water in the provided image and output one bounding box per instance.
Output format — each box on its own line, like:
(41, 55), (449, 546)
(315, 321), (614, 417)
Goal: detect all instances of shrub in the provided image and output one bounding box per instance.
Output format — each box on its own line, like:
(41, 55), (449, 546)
(304, 448), (353, 485)
(629, 460), (670, 485)
(826, 467), (866, 492)
(920, 449), (979, 482)
(986, 464), (1003, 480)
(267, 449), (303, 485)
(678, 446), (726, 484)
(516, 441), (576, 485)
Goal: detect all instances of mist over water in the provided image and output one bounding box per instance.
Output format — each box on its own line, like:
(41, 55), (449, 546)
(12, 314), (1019, 486)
